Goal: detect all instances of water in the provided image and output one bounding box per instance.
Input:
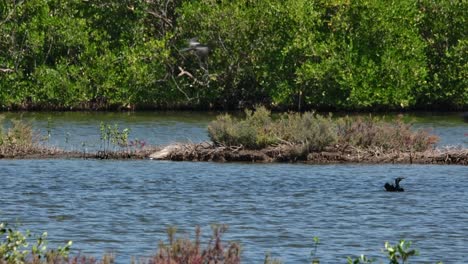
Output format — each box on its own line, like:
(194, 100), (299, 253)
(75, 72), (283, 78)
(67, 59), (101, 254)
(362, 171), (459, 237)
(0, 112), (216, 151)
(1, 112), (467, 263)
(1, 111), (467, 150)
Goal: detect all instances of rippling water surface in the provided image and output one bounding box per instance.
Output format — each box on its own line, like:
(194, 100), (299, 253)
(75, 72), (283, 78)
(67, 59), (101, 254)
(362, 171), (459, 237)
(1, 112), (467, 263)
(1, 111), (467, 149)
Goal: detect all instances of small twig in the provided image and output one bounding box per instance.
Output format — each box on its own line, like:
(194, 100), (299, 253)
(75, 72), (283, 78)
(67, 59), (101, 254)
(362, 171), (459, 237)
(170, 75), (193, 102)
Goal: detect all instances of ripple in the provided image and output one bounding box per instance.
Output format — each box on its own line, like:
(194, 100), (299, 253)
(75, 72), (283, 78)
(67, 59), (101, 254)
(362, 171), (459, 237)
(1, 161), (467, 263)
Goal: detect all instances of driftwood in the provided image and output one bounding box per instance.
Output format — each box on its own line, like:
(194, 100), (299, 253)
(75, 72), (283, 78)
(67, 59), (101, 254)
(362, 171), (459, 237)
(149, 143), (468, 165)
(2, 142), (466, 165)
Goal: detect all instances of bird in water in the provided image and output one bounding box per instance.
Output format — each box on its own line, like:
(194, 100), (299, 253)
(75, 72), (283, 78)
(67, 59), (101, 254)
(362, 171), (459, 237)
(384, 177), (405, 192)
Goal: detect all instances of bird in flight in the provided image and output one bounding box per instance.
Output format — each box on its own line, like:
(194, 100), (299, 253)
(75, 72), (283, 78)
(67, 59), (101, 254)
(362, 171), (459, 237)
(181, 38), (210, 58)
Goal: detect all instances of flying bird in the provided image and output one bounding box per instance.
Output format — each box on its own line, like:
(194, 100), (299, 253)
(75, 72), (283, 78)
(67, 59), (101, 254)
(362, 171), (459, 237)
(181, 38), (210, 58)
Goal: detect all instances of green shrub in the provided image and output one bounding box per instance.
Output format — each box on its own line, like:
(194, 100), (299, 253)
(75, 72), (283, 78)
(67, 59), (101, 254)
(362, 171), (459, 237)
(208, 110), (438, 153)
(275, 112), (338, 152)
(208, 106), (277, 149)
(0, 222), (72, 264)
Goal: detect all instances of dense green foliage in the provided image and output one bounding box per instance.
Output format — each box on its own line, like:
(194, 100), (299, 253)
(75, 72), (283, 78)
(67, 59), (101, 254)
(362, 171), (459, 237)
(208, 106), (438, 153)
(0, 0), (466, 110)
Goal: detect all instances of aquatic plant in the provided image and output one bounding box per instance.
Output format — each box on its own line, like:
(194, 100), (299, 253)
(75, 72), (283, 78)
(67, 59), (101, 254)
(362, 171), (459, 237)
(1, 223), (446, 263)
(263, 252), (282, 264)
(310, 236), (320, 264)
(346, 254), (375, 264)
(383, 240), (418, 264)
(98, 122), (131, 157)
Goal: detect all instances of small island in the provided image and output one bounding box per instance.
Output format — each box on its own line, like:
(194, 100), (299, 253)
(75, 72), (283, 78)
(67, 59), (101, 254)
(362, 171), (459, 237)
(149, 107), (467, 165)
(2, 108), (466, 165)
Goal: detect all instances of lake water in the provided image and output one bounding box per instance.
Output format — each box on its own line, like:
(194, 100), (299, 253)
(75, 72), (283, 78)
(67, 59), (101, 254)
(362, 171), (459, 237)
(1, 112), (467, 263)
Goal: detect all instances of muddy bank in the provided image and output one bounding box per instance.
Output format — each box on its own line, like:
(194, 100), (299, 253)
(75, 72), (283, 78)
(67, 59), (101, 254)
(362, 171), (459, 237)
(149, 143), (468, 165)
(2, 143), (467, 165)
(0, 147), (161, 160)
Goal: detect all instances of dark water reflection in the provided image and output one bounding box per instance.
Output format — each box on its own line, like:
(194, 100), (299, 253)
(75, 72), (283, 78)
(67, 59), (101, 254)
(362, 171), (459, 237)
(1, 160), (467, 263)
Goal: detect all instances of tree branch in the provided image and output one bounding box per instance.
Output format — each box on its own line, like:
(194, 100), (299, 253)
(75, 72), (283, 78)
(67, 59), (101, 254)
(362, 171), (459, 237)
(0, 68), (14, 73)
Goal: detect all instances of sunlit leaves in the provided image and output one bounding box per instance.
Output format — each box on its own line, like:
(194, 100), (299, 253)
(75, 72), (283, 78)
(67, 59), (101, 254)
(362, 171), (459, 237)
(0, 0), (465, 110)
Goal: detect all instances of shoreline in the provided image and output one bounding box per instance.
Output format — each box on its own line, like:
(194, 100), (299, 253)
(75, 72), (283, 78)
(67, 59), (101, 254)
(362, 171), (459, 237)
(2, 143), (467, 165)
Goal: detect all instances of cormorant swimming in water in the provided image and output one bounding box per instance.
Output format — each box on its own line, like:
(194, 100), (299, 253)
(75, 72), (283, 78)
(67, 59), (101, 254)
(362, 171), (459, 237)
(384, 177), (405, 192)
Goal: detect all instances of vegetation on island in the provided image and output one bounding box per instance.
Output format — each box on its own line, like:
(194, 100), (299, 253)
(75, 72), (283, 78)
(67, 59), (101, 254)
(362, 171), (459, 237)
(0, 115), (156, 159)
(1, 222), (443, 264)
(0, 0), (466, 111)
(1, 112), (467, 164)
(208, 106), (439, 156)
(0, 115), (59, 157)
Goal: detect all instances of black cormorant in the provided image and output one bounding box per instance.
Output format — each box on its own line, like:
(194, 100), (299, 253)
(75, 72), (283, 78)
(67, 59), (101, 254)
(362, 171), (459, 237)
(384, 177), (405, 192)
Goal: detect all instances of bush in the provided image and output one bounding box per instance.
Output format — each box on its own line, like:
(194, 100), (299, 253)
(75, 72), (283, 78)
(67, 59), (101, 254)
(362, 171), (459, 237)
(0, 116), (42, 156)
(275, 112), (338, 152)
(336, 116), (439, 152)
(208, 106), (277, 149)
(0, 222), (72, 264)
(208, 110), (439, 153)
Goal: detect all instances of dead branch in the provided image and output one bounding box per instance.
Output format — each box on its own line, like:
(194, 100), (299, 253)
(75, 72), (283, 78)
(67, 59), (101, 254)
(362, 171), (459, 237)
(177, 66), (194, 79)
(0, 68), (14, 73)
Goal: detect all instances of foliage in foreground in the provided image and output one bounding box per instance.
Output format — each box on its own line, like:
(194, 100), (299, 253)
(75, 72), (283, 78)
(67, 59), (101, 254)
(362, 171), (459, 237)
(1, 222), (444, 264)
(0, 222), (72, 264)
(153, 225), (240, 264)
(208, 107), (439, 154)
